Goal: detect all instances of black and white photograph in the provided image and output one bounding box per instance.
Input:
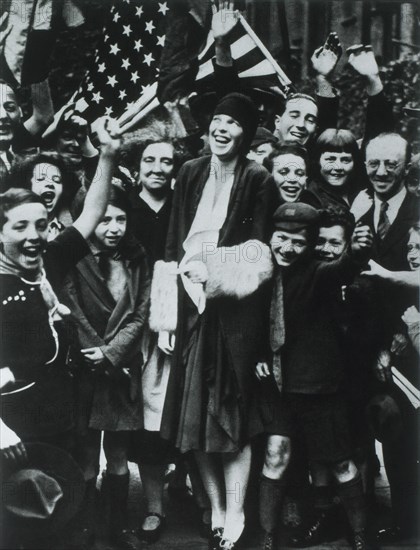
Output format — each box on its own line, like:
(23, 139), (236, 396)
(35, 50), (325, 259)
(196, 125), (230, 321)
(0, 0), (419, 548)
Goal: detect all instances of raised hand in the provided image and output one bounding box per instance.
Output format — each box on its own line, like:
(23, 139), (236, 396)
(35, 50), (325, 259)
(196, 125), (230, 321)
(311, 32), (342, 77)
(211, 0), (239, 41)
(95, 116), (121, 154)
(402, 305), (420, 326)
(255, 362), (270, 380)
(351, 224), (373, 253)
(347, 45), (379, 77)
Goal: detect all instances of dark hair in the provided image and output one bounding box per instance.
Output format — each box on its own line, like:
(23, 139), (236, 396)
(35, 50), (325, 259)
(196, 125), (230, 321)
(313, 128), (368, 195)
(274, 93), (318, 117)
(319, 204), (356, 242)
(107, 183), (131, 214)
(8, 151), (81, 213)
(121, 137), (186, 181)
(264, 144), (308, 174)
(0, 188), (46, 229)
(409, 222), (420, 238)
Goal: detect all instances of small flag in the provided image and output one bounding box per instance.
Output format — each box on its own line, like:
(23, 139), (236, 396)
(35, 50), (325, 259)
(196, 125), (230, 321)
(196, 13), (292, 98)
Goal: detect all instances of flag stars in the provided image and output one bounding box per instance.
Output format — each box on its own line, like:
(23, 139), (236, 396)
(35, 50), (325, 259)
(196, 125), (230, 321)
(158, 2), (169, 15)
(87, 82), (94, 91)
(121, 58), (130, 70)
(98, 62), (106, 73)
(134, 39), (143, 51)
(119, 90), (127, 101)
(122, 24), (132, 36)
(141, 84), (152, 93)
(104, 34), (109, 42)
(107, 75), (117, 87)
(135, 6), (143, 17)
(131, 71), (140, 83)
(105, 106), (114, 116)
(110, 43), (121, 55)
(156, 35), (165, 47)
(113, 12), (121, 22)
(145, 20), (155, 34)
(92, 91), (103, 104)
(143, 53), (154, 66)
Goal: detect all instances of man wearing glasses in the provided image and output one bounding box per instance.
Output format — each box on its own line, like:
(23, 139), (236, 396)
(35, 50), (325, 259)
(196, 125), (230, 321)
(362, 132), (417, 271)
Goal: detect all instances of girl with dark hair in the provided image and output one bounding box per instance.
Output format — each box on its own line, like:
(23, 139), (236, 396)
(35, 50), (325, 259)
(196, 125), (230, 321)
(150, 93), (275, 549)
(303, 128), (368, 209)
(61, 184), (150, 550)
(8, 151), (80, 240)
(264, 144), (308, 204)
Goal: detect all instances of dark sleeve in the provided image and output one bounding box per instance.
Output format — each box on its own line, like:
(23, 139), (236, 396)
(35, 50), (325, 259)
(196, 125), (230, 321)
(11, 123), (41, 154)
(250, 172), (279, 243)
(164, 165), (186, 263)
(101, 258), (151, 368)
(44, 226), (90, 291)
(299, 187), (323, 209)
(213, 60), (241, 99)
(313, 250), (368, 289)
(82, 155), (99, 187)
(61, 271), (105, 349)
(363, 91), (394, 146)
(316, 96), (339, 134)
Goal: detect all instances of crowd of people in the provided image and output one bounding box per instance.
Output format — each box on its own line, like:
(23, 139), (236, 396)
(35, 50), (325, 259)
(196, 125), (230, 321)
(0, 4), (419, 550)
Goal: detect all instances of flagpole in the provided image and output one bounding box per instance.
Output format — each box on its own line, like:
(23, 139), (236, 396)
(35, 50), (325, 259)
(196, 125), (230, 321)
(118, 96), (160, 134)
(238, 13), (291, 87)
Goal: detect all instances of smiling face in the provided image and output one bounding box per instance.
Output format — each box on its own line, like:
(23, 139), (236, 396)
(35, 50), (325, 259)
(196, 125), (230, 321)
(272, 153), (307, 203)
(407, 230), (420, 271)
(315, 225), (347, 262)
(138, 142), (174, 194)
(92, 204), (127, 250)
(365, 135), (408, 200)
(56, 126), (83, 166)
(209, 114), (244, 161)
(0, 203), (48, 271)
(270, 228), (310, 267)
(0, 83), (22, 151)
(30, 163), (63, 215)
(275, 97), (318, 146)
(319, 151), (354, 188)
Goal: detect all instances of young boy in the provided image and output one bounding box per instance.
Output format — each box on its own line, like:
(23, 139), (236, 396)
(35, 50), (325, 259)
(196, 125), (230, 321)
(256, 202), (373, 550)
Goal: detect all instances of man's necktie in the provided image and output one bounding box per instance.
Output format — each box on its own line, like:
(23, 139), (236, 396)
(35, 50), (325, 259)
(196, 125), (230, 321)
(270, 271), (285, 391)
(377, 201), (390, 240)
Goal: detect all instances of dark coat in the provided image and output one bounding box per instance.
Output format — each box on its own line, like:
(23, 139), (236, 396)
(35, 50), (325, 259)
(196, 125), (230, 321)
(160, 155), (276, 449)
(62, 243), (150, 431)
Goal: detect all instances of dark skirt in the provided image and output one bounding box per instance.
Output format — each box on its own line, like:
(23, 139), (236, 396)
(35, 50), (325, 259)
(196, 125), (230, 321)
(73, 362), (143, 433)
(175, 300), (255, 454)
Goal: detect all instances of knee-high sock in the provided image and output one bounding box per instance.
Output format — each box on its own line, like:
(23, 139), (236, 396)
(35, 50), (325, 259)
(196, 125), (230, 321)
(107, 472), (130, 534)
(336, 474), (366, 534)
(259, 475), (285, 534)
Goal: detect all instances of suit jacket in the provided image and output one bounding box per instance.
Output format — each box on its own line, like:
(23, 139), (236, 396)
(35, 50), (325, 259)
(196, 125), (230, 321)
(358, 190), (419, 349)
(359, 191), (418, 271)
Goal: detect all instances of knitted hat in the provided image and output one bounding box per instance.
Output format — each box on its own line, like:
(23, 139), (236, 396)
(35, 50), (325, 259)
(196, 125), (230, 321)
(213, 92), (259, 154)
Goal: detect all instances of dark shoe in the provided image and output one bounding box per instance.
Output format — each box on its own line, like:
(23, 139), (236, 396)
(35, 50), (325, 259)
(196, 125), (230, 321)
(376, 525), (403, 543)
(139, 513), (165, 544)
(208, 527), (223, 550)
(199, 507), (212, 539)
(111, 528), (141, 550)
(261, 531), (277, 550)
(289, 510), (338, 547)
(352, 530), (373, 550)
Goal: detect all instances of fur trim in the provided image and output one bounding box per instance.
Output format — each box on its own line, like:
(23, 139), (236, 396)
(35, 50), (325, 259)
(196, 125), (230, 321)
(205, 240), (273, 299)
(149, 261), (178, 332)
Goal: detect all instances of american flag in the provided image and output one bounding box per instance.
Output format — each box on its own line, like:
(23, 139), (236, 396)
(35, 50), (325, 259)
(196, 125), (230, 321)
(72, 0), (169, 126)
(196, 13), (292, 98)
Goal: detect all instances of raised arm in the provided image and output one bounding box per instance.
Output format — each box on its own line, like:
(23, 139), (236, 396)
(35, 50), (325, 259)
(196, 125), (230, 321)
(311, 33), (342, 132)
(361, 259), (420, 288)
(23, 78), (54, 136)
(347, 45), (394, 142)
(72, 117), (121, 239)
